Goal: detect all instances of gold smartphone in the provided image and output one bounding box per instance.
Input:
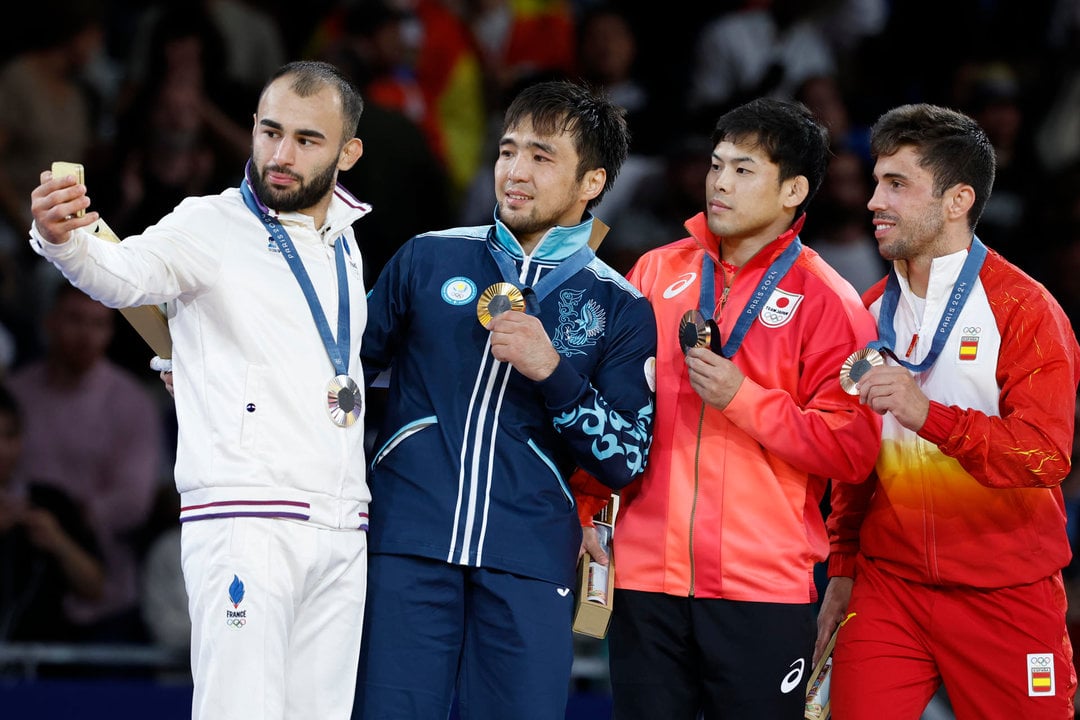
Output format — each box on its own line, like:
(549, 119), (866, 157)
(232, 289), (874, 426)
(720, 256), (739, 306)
(51, 161), (85, 217)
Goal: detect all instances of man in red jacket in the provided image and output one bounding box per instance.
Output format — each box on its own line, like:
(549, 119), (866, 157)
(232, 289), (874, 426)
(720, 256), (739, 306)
(577, 97), (881, 718)
(818, 103), (1080, 718)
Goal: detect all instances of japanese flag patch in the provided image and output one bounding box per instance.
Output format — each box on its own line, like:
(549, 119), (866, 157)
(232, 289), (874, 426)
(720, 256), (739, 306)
(758, 288), (804, 328)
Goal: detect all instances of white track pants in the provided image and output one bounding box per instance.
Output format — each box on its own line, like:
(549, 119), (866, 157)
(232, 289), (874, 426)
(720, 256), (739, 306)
(181, 518), (367, 720)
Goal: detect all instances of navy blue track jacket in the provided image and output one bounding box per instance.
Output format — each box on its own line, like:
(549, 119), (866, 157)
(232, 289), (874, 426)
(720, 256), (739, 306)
(362, 213), (657, 587)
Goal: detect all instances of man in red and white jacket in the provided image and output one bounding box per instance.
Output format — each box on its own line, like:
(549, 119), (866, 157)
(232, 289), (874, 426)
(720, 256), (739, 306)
(818, 103), (1080, 719)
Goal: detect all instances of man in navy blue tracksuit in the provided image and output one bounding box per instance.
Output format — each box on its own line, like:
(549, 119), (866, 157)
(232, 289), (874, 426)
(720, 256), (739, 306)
(356, 80), (657, 720)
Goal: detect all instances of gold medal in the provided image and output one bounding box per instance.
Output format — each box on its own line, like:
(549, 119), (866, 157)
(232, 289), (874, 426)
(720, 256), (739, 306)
(839, 347), (885, 395)
(477, 282), (525, 328)
(327, 375), (362, 427)
(678, 310), (720, 355)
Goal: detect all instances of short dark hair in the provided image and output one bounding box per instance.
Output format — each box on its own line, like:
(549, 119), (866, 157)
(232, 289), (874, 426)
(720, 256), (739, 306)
(870, 104), (996, 231)
(265, 61), (365, 141)
(502, 80), (630, 211)
(711, 98), (830, 219)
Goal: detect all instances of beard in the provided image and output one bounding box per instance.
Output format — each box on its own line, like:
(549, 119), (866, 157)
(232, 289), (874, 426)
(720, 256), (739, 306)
(498, 202), (549, 238)
(875, 208), (946, 261)
(497, 189), (581, 239)
(249, 158), (338, 213)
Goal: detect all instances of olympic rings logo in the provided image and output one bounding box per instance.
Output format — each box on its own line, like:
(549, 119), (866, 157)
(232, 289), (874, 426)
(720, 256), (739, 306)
(226, 618), (246, 629)
(963, 326), (981, 334)
(1031, 656), (1052, 667)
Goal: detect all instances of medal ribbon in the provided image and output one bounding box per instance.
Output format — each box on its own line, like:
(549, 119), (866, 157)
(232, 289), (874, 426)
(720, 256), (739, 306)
(240, 180), (351, 376)
(488, 238), (594, 314)
(701, 237), (803, 358)
(869, 236), (987, 372)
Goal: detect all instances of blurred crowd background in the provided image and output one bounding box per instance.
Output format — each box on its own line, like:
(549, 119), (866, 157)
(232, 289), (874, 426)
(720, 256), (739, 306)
(2, 0), (1080, 712)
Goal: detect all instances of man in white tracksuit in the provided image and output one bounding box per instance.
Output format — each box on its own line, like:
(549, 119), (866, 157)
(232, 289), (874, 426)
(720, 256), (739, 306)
(28, 61), (371, 720)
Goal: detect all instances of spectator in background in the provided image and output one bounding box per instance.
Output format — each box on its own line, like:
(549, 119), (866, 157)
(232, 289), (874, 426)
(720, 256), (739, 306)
(107, 1), (254, 233)
(796, 73), (873, 168)
(597, 135), (713, 276)
(575, 4), (663, 157)
(688, 0), (834, 117)
(686, 0), (886, 128)
(313, 0), (456, 285)
(124, 0), (286, 102)
(575, 3), (668, 242)
(464, 0), (577, 114)
(7, 283), (162, 644)
(310, 0), (487, 202)
(956, 60), (1043, 275)
(138, 490), (189, 658)
(801, 147), (886, 295)
(1037, 160), (1080, 333)
(317, 0), (428, 133)
(0, 0), (108, 364)
(0, 384), (105, 643)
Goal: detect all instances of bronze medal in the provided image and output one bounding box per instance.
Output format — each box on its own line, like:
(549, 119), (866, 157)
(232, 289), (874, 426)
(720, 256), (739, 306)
(327, 374), (362, 427)
(678, 310), (720, 355)
(477, 282), (525, 328)
(839, 348), (885, 395)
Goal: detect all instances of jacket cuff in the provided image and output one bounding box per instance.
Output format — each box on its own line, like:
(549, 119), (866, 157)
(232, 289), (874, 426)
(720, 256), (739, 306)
(721, 374), (759, 420)
(577, 494), (608, 526)
(828, 552), (858, 578)
(917, 400), (957, 445)
(29, 222), (81, 259)
(536, 357), (586, 409)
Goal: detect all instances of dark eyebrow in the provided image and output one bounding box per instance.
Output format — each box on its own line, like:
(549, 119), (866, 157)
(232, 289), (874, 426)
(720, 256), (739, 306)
(259, 118), (327, 140)
(500, 136), (557, 156)
(712, 151), (755, 164)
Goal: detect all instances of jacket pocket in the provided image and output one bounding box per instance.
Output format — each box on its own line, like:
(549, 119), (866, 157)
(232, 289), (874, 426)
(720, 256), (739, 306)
(372, 416), (438, 467)
(527, 439), (574, 507)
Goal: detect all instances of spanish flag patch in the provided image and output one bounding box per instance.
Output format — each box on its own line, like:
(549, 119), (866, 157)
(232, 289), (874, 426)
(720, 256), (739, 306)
(958, 335), (979, 361)
(1027, 653), (1055, 696)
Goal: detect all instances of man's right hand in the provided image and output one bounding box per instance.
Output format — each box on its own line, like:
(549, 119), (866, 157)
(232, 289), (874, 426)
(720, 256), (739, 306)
(30, 169), (99, 245)
(814, 576), (854, 665)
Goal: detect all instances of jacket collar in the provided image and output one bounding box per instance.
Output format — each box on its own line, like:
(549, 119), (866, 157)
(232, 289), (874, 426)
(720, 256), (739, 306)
(491, 206), (596, 262)
(684, 211), (806, 269)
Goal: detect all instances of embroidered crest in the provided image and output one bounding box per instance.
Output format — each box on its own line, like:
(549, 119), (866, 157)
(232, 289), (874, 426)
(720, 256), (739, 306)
(225, 574), (247, 629)
(758, 288), (803, 328)
(1027, 653), (1055, 696)
(959, 326), (980, 361)
(552, 288), (605, 356)
(441, 277), (477, 305)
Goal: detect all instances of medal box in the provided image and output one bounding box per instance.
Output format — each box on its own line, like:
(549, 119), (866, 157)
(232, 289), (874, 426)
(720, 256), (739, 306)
(573, 518), (615, 638)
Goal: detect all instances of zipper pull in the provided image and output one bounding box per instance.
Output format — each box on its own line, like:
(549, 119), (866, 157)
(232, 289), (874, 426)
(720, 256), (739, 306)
(904, 333), (919, 359)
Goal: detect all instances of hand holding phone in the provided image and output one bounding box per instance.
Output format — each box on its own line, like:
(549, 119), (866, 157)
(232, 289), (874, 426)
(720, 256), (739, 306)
(51, 161), (85, 218)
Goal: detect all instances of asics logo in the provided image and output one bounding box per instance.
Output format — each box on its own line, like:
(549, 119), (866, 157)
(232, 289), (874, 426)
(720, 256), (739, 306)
(780, 658), (805, 694)
(662, 273), (697, 299)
